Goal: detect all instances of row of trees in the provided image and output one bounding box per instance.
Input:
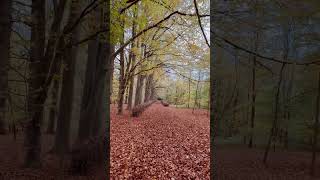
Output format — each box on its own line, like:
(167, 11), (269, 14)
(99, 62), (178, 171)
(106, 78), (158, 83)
(111, 0), (210, 114)
(0, 0), (209, 177)
(0, 0), (115, 171)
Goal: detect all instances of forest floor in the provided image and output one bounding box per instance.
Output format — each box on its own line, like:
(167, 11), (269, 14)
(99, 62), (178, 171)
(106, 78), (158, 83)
(0, 133), (106, 179)
(1, 102), (319, 179)
(216, 145), (320, 180)
(110, 102), (210, 179)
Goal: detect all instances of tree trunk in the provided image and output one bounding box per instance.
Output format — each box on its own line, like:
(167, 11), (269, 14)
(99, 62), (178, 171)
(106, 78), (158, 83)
(46, 78), (60, 134)
(188, 70), (191, 108)
(0, 0), (12, 135)
(127, 75), (135, 109)
(127, 10), (137, 110)
(232, 51), (239, 136)
(134, 75), (145, 106)
(193, 70), (201, 113)
(210, 1), (217, 176)
(74, 2), (111, 177)
(311, 71), (320, 176)
(282, 24), (293, 149)
(144, 74), (153, 103)
(248, 31), (258, 148)
(117, 19), (125, 115)
(77, 2), (111, 142)
(263, 63), (286, 164)
(284, 63), (295, 149)
(23, 0), (67, 167)
(110, 45), (115, 103)
(125, 85), (129, 104)
(54, 0), (80, 155)
(24, 0), (45, 167)
(150, 79), (156, 100)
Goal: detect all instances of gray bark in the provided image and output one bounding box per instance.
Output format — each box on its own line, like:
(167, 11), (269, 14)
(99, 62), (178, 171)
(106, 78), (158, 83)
(127, 8), (137, 110)
(134, 75), (145, 106)
(144, 74), (153, 102)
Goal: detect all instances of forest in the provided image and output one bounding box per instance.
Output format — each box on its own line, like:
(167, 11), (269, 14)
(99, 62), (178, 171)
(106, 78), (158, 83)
(109, 0), (210, 178)
(1, 0), (319, 179)
(211, 0), (320, 179)
(0, 0), (210, 179)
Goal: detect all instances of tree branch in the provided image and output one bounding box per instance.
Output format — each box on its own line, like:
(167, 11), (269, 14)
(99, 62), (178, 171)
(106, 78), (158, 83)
(193, 0), (210, 47)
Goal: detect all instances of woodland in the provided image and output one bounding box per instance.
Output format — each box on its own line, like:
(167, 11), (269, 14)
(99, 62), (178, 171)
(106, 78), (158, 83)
(1, 0), (319, 179)
(211, 0), (320, 179)
(0, 0), (210, 179)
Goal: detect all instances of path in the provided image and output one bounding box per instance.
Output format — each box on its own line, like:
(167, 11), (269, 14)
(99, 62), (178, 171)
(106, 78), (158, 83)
(110, 102), (210, 179)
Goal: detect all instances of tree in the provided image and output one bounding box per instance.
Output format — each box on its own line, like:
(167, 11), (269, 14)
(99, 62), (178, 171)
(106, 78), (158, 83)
(0, 0), (12, 135)
(77, 1), (112, 142)
(117, 17), (126, 114)
(144, 73), (154, 102)
(53, 0), (81, 155)
(46, 77), (60, 134)
(311, 71), (320, 176)
(24, 0), (45, 167)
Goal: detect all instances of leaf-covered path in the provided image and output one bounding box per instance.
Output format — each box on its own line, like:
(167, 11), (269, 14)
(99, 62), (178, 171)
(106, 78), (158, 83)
(110, 102), (210, 179)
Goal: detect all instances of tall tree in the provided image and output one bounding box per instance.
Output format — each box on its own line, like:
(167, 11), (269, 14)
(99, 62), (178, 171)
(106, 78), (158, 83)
(248, 31), (258, 148)
(23, 0), (67, 167)
(24, 0), (45, 167)
(53, 0), (81, 155)
(77, 0), (112, 142)
(117, 18), (126, 114)
(311, 71), (320, 176)
(0, 0), (12, 135)
(144, 73), (153, 102)
(263, 63), (286, 164)
(46, 78), (59, 134)
(210, 0), (216, 179)
(127, 7), (137, 110)
(75, 2), (112, 178)
(134, 74), (145, 106)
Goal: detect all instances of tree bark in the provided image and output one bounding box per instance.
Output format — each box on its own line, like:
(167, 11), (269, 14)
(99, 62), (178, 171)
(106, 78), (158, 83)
(54, 0), (81, 155)
(188, 70), (191, 108)
(23, 0), (67, 167)
(24, 0), (45, 167)
(144, 74), (153, 103)
(263, 63), (286, 164)
(77, 2), (111, 142)
(46, 78), (59, 134)
(193, 70), (201, 113)
(150, 79), (156, 100)
(311, 71), (320, 176)
(117, 19), (125, 114)
(248, 31), (258, 148)
(134, 75), (145, 106)
(127, 8), (137, 110)
(210, 0), (217, 176)
(75, 2), (111, 178)
(0, 0), (12, 135)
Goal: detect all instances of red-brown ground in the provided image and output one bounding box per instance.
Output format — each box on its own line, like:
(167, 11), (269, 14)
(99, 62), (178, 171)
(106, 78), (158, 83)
(110, 102), (210, 179)
(216, 146), (320, 180)
(2, 103), (319, 179)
